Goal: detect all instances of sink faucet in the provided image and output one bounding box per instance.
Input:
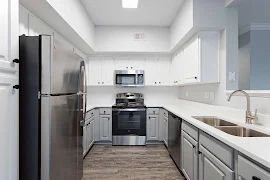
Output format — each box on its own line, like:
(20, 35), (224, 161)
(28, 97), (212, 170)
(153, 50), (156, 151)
(227, 90), (258, 124)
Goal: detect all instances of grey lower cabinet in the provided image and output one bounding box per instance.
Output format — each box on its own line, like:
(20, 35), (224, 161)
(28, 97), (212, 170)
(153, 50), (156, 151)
(238, 155), (270, 180)
(99, 114), (112, 141)
(147, 108), (160, 141)
(147, 114), (159, 141)
(83, 114), (95, 157)
(182, 130), (198, 180)
(199, 145), (234, 180)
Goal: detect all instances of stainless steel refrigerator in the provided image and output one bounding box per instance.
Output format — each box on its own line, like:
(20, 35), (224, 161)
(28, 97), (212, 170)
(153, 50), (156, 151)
(19, 35), (87, 180)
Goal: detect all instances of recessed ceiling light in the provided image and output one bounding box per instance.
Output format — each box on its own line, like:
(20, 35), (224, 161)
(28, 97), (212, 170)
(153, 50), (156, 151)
(122, 0), (139, 8)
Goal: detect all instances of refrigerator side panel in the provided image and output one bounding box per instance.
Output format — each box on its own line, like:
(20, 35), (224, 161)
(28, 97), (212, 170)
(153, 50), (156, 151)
(19, 35), (41, 180)
(41, 35), (52, 95)
(45, 95), (82, 180)
(51, 38), (82, 94)
(41, 97), (51, 180)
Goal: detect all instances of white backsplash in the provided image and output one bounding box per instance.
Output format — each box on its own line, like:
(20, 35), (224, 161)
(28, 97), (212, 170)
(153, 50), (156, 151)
(87, 86), (180, 106)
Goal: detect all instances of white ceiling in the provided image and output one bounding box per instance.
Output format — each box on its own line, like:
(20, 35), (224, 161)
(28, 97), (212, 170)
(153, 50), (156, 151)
(81, 0), (184, 26)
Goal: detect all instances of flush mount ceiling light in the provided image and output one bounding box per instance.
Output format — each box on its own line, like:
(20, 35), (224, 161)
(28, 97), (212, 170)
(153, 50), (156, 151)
(122, 0), (139, 8)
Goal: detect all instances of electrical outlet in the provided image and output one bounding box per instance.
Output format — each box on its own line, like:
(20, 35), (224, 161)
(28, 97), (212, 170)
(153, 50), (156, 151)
(204, 92), (209, 99)
(210, 92), (215, 100)
(229, 72), (236, 82)
(185, 91), (189, 97)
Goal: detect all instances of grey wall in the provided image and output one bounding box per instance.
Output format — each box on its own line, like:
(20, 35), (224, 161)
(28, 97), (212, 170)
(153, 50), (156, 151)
(250, 30), (270, 90)
(238, 31), (250, 90)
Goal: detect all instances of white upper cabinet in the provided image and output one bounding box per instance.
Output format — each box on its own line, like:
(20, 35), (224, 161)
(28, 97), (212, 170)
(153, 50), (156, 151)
(88, 56), (114, 86)
(129, 56), (146, 70)
(157, 57), (170, 86)
(172, 31), (219, 86)
(29, 14), (53, 36)
(101, 57), (114, 86)
(114, 56), (130, 70)
(145, 56), (159, 86)
(145, 56), (170, 86)
(184, 35), (200, 83)
(171, 50), (184, 86)
(88, 57), (102, 86)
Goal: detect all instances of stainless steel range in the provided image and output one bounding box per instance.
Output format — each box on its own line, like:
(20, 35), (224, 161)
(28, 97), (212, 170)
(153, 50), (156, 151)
(112, 93), (146, 145)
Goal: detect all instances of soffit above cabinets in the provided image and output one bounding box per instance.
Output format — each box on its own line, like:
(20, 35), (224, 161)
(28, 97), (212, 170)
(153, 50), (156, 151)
(81, 0), (184, 26)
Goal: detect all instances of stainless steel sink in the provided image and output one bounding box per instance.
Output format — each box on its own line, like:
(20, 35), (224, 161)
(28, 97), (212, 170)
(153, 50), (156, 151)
(192, 116), (270, 137)
(215, 126), (270, 137)
(192, 116), (238, 127)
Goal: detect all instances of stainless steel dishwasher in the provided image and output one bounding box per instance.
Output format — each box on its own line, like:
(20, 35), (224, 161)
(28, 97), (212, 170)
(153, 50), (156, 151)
(168, 112), (182, 169)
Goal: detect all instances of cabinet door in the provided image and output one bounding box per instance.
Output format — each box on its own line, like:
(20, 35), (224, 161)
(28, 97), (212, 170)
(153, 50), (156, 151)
(29, 14), (53, 36)
(164, 116), (168, 147)
(177, 50), (185, 85)
(130, 56), (146, 70)
(0, 1), (19, 179)
(147, 114), (159, 141)
(114, 56), (130, 70)
(145, 57), (159, 85)
(99, 115), (112, 141)
(101, 57), (114, 85)
(184, 36), (200, 83)
(199, 145), (234, 180)
(157, 57), (170, 86)
(182, 131), (198, 180)
(83, 126), (87, 155)
(89, 119), (95, 147)
(88, 57), (102, 86)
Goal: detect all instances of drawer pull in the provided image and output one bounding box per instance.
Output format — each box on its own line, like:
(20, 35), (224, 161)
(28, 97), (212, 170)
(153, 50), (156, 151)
(252, 176), (261, 180)
(104, 111), (106, 114)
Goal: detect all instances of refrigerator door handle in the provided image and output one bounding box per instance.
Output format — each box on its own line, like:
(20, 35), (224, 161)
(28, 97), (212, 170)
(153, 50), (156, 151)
(79, 61), (87, 125)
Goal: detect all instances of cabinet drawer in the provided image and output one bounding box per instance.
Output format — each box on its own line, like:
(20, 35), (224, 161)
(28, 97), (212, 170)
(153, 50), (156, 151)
(162, 109), (168, 118)
(86, 109), (95, 119)
(238, 155), (270, 180)
(99, 108), (111, 115)
(199, 131), (234, 169)
(147, 108), (159, 115)
(182, 120), (198, 141)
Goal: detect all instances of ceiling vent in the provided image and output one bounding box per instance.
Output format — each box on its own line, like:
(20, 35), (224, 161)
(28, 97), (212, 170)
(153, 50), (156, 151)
(134, 32), (147, 41)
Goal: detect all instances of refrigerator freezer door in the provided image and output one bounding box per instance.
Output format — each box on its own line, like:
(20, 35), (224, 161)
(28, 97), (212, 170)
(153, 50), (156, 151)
(41, 95), (83, 180)
(41, 35), (82, 95)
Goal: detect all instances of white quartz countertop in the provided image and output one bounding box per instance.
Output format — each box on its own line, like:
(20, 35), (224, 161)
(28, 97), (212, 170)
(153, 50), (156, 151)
(87, 99), (270, 169)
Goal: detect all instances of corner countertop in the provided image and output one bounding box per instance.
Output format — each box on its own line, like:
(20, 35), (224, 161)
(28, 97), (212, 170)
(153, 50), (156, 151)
(87, 99), (270, 169)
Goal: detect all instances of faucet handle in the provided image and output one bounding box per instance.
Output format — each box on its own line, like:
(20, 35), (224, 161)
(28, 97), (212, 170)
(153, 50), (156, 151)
(253, 109), (258, 121)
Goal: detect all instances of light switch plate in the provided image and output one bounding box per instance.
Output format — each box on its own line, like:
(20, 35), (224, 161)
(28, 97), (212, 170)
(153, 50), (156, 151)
(229, 72), (236, 82)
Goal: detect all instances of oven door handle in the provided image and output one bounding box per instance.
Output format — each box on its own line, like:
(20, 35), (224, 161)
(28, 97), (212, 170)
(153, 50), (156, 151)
(112, 108), (146, 112)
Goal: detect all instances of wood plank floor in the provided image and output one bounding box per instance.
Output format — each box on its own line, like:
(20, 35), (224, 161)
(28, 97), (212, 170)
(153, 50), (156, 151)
(83, 145), (185, 180)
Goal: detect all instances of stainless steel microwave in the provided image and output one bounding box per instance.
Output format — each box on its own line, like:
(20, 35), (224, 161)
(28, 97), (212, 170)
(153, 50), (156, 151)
(115, 70), (144, 87)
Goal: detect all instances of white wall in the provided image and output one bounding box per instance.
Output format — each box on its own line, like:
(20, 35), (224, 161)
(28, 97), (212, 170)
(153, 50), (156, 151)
(95, 26), (170, 53)
(238, 44), (250, 90)
(46, 0), (95, 49)
(170, 0), (193, 49)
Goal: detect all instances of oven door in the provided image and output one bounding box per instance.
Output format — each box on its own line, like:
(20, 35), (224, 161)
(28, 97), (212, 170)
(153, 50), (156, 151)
(112, 109), (146, 136)
(115, 74), (137, 86)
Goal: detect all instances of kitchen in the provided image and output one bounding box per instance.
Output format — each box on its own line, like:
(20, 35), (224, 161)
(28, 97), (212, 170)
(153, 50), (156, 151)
(1, 0), (270, 180)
